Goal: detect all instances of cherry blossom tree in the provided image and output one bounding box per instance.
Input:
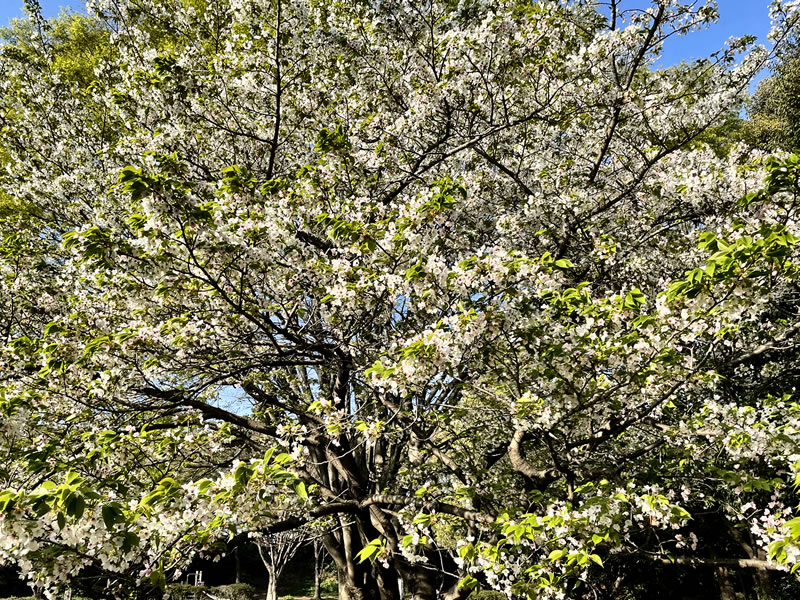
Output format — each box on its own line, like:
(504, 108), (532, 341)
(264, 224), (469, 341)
(2, 1), (800, 599)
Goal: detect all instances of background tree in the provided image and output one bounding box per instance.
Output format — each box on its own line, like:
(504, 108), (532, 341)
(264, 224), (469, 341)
(745, 24), (800, 151)
(255, 532), (305, 600)
(312, 538), (330, 600)
(747, 55), (800, 150)
(2, 2), (800, 600)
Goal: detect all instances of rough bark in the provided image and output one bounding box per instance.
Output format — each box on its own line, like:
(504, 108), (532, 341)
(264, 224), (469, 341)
(374, 565), (401, 600)
(753, 568), (774, 600)
(266, 565), (278, 600)
(325, 531), (381, 600)
(313, 540), (324, 600)
(314, 571), (321, 600)
(336, 567), (381, 600)
(716, 567), (736, 600)
(727, 523), (774, 600)
(400, 563), (437, 600)
(337, 569), (349, 600)
(442, 582), (473, 600)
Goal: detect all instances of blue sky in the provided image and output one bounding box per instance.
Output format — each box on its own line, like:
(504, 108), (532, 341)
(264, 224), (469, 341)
(613, 1), (774, 66)
(0, 0), (74, 21)
(0, 0), (780, 88)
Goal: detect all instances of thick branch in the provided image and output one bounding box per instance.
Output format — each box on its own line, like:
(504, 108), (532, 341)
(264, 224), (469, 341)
(360, 494), (495, 524)
(508, 427), (560, 489)
(137, 387), (276, 437)
(587, 6), (665, 183)
(377, 394), (470, 484)
(729, 321), (800, 367)
(228, 495), (495, 548)
(266, 0), (282, 179)
(636, 554), (786, 572)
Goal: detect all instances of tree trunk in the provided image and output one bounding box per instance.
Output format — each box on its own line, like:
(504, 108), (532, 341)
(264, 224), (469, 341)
(337, 568), (374, 600)
(337, 568), (348, 600)
(328, 557), (395, 600)
(235, 547), (241, 585)
(322, 520), (404, 600)
(375, 565), (401, 600)
(728, 522), (774, 600)
(327, 524), (382, 600)
(753, 550), (774, 600)
(716, 567), (736, 600)
(395, 549), (468, 600)
(337, 568), (362, 600)
(313, 540), (323, 600)
(402, 565), (437, 600)
(442, 582), (472, 600)
(266, 565), (278, 600)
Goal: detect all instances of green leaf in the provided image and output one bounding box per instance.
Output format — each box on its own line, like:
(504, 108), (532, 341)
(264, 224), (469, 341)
(458, 575), (479, 590)
(548, 548), (567, 561)
(233, 462), (254, 487)
(43, 322), (64, 336)
(102, 503), (124, 530)
(292, 480), (308, 501)
(150, 569), (167, 590)
(65, 494), (85, 519)
(785, 516), (800, 538)
(458, 543), (474, 560)
(356, 539), (383, 563)
(413, 513), (432, 525)
(260, 179), (285, 195)
(121, 531), (139, 553)
(140, 489), (164, 507)
(315, 123), (350, 153)
(624, 288), (646, 309)
(404, 261), (425, 282)
(356, 545), (377, 562)
(196, 479), (214, 494)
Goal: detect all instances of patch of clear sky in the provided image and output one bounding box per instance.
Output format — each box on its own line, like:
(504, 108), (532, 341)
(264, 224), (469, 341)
(597, 1), (775, 91)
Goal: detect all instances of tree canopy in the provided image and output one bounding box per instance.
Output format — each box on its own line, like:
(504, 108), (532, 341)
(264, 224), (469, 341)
(748, 28), (800, 151)
(2, 1), (800, 599)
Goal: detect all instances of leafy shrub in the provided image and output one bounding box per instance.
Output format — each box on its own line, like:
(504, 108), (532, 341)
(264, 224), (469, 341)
(215, 584), (258, 600)
(320, 570), (338, 595)
(166, 584), (258, 600)
(469, 591), (506, 600)
(167, 584), (205, 599)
